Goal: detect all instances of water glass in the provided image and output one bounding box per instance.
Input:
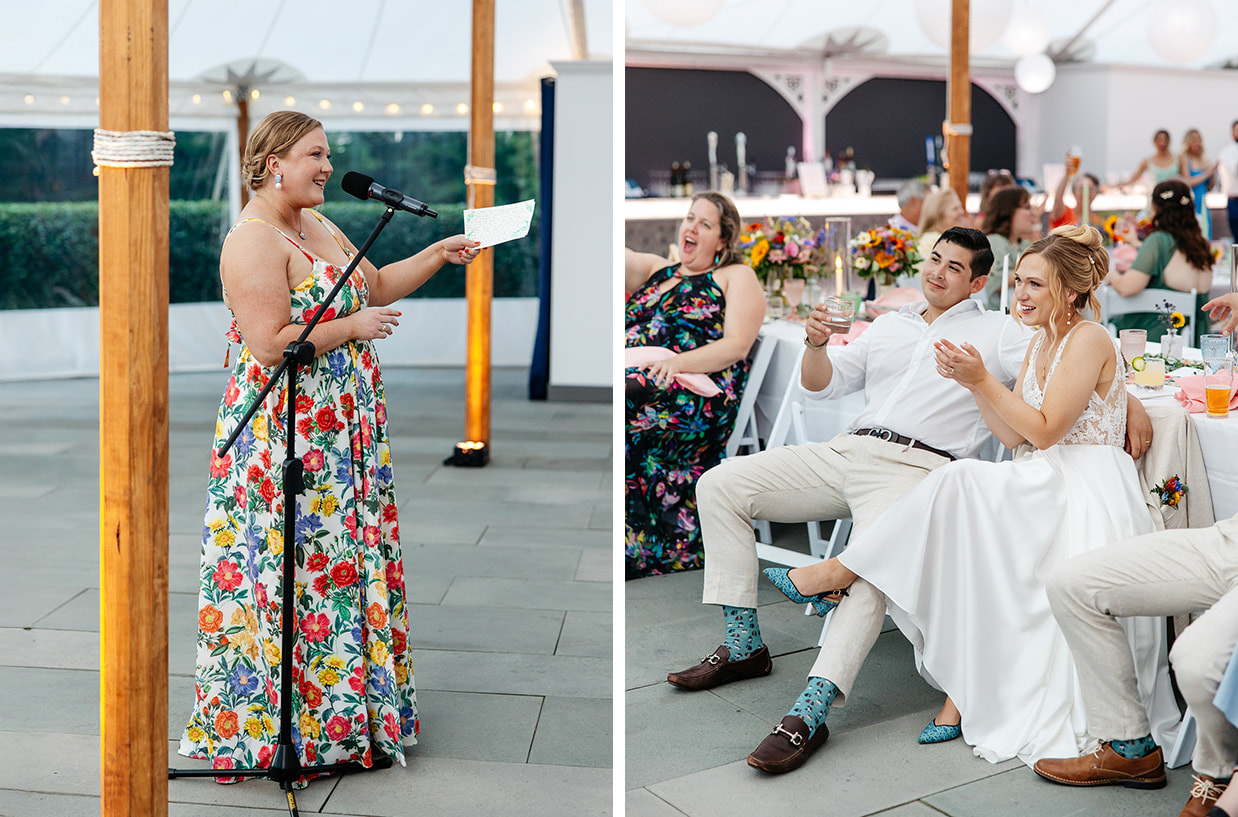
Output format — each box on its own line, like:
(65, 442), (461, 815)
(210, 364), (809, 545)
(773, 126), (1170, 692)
(823, 296), (856, 333)
(1201, 334), (1230, 372)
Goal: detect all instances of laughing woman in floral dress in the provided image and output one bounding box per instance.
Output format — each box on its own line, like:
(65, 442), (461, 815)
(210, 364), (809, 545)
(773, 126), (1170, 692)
(179, 111), (479, 781)
(624, 192), (764, 578)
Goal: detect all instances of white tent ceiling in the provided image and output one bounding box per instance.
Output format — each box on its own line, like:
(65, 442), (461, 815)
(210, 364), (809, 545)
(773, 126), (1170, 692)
(0, 0), (614, 130)
(625, 0), (1238, 72)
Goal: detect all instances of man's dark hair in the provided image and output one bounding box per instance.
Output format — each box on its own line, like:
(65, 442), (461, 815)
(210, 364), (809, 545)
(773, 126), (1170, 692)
(934, 226), (993, 280)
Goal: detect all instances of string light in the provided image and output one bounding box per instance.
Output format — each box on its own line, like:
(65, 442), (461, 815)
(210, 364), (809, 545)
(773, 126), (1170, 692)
(60, 96), (70, 105)
(492, 102), (503, 113)
(352, 101), (364, 112)
(250, 89), (260, 100)
(318, 99), (331, 110)
(284, 96), (296, 106)
(420, 103), (434, 115)
(23, 94), (34, 105)
(222, 89), (233, 104)
(523, 98), (538, 112)
(192, 94), (201, 105)
(456, 103), (468, 115)
(385, 103), (400, 115)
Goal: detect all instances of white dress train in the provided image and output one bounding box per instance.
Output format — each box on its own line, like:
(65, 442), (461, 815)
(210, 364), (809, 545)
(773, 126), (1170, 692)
(838, 323), (1182, 765)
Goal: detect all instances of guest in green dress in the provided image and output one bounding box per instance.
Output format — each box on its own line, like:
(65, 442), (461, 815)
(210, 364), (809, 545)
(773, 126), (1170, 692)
(980, 186), (1040, 311)
(1107, 179), (1214, 341)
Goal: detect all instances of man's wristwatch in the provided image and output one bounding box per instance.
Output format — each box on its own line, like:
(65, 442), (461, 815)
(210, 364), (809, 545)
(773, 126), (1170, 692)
(804, 334), (828, 349)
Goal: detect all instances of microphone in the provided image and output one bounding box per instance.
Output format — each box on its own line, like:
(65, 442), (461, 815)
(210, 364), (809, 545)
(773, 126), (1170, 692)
(340, 171), (438, 218)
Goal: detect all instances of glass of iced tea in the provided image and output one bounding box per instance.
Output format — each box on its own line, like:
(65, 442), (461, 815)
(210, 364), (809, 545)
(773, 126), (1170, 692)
(823, 296), (856, 333)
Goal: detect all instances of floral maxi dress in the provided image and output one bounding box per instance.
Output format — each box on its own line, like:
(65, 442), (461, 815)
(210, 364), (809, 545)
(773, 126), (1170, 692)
(625, 264), (749, 578)
(179, 221), (417, 778)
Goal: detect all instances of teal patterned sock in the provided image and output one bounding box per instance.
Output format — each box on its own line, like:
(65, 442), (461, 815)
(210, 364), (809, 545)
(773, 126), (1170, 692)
(1111, 734), (1157, 759)
(721, 605), (763, 659)
(787, 676), (838, 738)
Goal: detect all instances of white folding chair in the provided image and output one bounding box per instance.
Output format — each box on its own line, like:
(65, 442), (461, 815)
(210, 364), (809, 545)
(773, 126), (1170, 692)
(725, 333), (778, 458)
(1097, 285), (1197, 346)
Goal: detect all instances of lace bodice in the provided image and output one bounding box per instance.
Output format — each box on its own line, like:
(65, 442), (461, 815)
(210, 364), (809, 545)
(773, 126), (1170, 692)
(1021, 322), (1126, 447)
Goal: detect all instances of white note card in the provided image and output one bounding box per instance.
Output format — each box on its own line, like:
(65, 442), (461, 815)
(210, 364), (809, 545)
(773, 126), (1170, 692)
(463, 199), (536, 248)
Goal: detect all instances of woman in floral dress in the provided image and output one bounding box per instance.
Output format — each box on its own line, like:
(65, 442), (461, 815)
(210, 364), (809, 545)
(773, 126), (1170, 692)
(624, 192), (764, 578)
(179, 111), (479, 781)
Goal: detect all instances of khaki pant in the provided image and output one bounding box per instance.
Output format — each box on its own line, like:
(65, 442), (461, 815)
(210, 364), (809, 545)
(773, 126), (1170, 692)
(696, 433), (948, 702)
(1047, 516), (1238, 777)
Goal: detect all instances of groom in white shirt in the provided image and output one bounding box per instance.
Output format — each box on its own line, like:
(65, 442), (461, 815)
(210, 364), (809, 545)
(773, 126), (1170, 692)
(665, 226), (1153, 774)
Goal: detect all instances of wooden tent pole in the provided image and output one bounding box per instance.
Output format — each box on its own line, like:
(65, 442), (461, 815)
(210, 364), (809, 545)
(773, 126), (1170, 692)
(237, 91), (250, 207)
(98, 0), (170, 815)
(947, 0), (972, 211)
(462, 0), (495, 460)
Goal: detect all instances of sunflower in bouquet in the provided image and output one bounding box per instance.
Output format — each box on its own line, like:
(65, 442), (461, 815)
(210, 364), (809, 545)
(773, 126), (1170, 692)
(849, 225), (922, 285)
(739, 216), (822, 283)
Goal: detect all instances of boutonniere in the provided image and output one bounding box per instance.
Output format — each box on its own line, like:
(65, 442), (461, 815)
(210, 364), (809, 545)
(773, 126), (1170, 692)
(1151, 475), (1187, 507)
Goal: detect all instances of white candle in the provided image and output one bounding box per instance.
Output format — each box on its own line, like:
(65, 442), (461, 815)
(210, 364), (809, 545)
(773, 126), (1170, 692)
(999, 255), (1010, 314)
(835, 256), (844, 297)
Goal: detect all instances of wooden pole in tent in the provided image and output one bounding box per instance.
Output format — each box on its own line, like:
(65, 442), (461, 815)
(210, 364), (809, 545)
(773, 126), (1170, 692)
(947, 0), (972, 211)
(98, 0), (170, 814)
(237, 90), (250, 207)
(460, 0), (495, 462)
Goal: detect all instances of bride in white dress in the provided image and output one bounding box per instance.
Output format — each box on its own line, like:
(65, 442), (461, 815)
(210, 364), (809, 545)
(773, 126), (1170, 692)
(771, 225), (1180, 765)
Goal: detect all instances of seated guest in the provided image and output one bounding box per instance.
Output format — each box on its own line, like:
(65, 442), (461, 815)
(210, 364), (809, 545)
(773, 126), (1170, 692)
(914, 189), (968, 275)
(764, 226), (1177, 769)
(980, 186), (1039, 310)
(889, 179), (928, 235)
(1108, 179), (1213, 341)
(1032, 293), (1238, 814)
(624, 191), (764, 579)
(663, 226), (1154, 774)
(977, 170), (1016, 223)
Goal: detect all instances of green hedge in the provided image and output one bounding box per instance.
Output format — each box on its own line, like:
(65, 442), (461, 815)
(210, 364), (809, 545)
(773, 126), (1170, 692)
(0, 199), (540, 309)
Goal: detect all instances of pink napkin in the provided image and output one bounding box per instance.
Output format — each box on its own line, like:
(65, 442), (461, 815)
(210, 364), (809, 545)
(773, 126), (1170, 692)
(828, 320), (872, 346)
(1173, 374), (1238, 413)
(625, 346), (721, 397)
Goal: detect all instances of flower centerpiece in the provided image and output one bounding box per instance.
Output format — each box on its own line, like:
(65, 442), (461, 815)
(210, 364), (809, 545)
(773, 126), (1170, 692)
(739, 216), (822, 284)
(849, 225), (921, 286)
(1155, 298), (1187, 363)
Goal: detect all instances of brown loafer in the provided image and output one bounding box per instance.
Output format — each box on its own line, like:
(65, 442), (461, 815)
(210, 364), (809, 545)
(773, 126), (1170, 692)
(1032, 742), (1166, 789)
(1179, 774), (1228, 817)
(747, 715), (829, 774)
(666, 645), (771, 690)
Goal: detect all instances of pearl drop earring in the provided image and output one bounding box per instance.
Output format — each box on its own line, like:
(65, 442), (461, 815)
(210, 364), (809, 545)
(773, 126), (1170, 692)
(274, 173), (282, 189)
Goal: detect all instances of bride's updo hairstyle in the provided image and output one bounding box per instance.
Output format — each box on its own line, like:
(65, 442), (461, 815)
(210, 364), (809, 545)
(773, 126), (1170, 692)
(1017, 224), (1108, 337)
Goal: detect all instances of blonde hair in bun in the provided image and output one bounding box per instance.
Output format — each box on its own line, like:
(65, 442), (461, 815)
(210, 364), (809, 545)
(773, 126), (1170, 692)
(1016, 224), (1108, 341)
(241, 110), (323, 190)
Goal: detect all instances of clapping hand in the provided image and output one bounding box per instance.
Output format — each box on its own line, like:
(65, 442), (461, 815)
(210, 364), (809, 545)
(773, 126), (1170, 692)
(934, 339), (987, 388)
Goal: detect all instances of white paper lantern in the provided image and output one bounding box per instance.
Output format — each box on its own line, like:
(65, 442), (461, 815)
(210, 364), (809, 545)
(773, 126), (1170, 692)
(1002, 6), (1051, 57)
(915, 0), (1014, 53)
(1014, 53), (1056, 94)
(1146, 0), (1218, 64)
(643, 0), (723, 28)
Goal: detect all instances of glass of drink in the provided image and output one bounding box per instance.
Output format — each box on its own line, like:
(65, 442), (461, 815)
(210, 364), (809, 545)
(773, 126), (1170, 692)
(1134, 357), (1165, 389)
(1201, 334), (1229, 369)
(823, 296), (856, 333)
(1205, 368), (1232, 418)
(1118, 329), (1146, 374)
(1066, 145), (1082, 175)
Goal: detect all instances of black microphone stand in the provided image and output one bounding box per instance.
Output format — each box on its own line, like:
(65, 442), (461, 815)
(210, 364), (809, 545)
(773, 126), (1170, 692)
(169, 203), (409, 816)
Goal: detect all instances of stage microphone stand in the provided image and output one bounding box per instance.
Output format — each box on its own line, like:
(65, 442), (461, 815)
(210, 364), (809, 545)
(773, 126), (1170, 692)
(169, 203), (405, 816)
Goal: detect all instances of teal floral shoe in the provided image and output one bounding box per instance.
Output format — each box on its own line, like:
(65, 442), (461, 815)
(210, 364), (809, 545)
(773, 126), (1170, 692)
(918, 719), (962, 744)
(762, 567), (849, 617)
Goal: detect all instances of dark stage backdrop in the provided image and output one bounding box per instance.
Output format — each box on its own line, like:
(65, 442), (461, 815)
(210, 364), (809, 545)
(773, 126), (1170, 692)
(826, 77), (1016, 180)
(625, 67), (802, 193)
(625, 68), (1017, 190)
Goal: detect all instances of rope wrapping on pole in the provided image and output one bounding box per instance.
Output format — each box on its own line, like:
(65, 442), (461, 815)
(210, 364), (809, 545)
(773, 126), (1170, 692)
(92, 128), (176, 173)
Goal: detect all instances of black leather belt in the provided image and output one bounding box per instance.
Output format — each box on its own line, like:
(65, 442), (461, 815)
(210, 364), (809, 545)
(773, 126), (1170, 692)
(852, 428), (956, 461)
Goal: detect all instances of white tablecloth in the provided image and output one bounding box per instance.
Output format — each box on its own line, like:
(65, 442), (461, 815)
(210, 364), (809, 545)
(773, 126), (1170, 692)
(755, 321), (1238, 522)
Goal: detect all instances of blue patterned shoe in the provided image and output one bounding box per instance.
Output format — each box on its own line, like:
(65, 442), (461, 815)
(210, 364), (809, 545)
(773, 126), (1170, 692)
(762, 567), (848, 617)
(918, 719), (962, 744)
